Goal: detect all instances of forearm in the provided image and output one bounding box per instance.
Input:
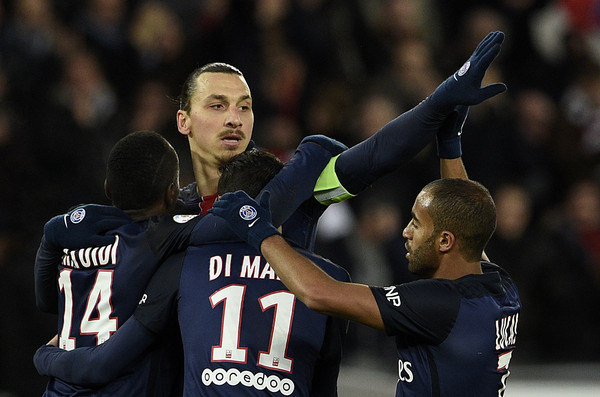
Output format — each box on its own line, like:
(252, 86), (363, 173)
(260, 235), (334, 310)
(440, 158), (468, 179)
(260, 235), (384, 330)
(33, 318), (154, 385)
(335, 98), (447, 195)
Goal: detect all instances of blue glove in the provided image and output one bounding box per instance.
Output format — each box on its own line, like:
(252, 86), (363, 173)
(300, 134), (348, 156)
(44, 204), (130, 249)
(436, 105), (469, 159)
(209, 191), (281, 250)
(429, 31), (507, 113)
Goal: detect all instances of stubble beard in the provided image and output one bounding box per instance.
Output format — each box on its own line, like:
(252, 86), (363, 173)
(407, 234), (438, 278)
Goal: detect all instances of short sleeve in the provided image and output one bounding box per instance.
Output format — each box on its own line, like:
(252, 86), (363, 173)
(370, 280), (461, 344)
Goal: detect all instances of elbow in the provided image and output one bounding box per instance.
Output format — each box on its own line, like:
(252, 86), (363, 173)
(295, 284), (332, 315)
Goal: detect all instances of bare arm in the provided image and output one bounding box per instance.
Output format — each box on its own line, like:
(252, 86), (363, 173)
(440, 157), (468, 179)
(260, 235), (385, 330)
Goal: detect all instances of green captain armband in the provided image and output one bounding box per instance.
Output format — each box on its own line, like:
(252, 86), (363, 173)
(313, 155), (356, 205)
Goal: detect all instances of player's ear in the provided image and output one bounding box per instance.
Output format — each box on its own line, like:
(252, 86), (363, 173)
(165, 182), (179, 210)
(438, 230), (455, 253)
(104, 180), (112, 201)
(177, 110), (191, 136)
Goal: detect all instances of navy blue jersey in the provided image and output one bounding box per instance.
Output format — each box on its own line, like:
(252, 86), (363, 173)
(370, 262), (520, 397)
(37, 211), (202, 396)
(134, 241), (350, 397)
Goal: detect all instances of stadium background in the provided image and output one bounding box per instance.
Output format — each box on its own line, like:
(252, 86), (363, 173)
(1, 0), (599, 395)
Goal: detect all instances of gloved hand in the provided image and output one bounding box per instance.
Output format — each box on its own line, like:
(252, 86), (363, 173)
(44, 204), (130, 249)
(429, 31), (507, 113)
(209, 190), (281, 250)
(300, 134), (348, 156)
(436, 105), (470, 159)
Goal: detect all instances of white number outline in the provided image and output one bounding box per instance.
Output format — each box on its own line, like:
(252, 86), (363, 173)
(209, 285), (296, 373)
(57, 269), (118, 350)
(210, 284), (248, 363)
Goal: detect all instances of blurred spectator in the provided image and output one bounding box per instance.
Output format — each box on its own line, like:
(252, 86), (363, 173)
(254, 114), (303, 162)
(0, 0), (62, 111)
(486, 183), (542, 361)
(561, 62), (600, 163)
(129, 1), (195, 88)
(531, 179), (600, 361)
(74, 0), (137, 97)
(562, 179), (600, 286)
(511, 89), (564, 212)
(30, 48), (121, 223)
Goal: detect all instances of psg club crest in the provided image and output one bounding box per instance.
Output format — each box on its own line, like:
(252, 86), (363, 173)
(70, 208), (86, 224)
(457, 61), (470, 77)
(239, 205), (258, 221)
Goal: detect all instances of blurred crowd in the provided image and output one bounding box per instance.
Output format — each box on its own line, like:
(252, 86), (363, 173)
(2, 0), (600, 395)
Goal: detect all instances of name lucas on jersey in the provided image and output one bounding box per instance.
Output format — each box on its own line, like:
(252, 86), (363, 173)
(209, 254), (280, 281)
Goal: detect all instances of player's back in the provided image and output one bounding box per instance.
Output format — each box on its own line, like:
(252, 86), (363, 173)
(43, 208), (200, 396)
(177, 241), (350, 397)
(45, 220), (160, 396)
(56, 221), (158, 350)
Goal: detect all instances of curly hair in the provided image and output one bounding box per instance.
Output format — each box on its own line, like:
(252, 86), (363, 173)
(105, 131), (179, 210)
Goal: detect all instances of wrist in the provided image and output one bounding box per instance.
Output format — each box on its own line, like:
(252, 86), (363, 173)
(436, 136), (462, 159)
(248, 224), (281, 252)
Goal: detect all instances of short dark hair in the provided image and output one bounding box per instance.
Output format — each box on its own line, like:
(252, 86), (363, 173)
(423, 178), (496, 261)
(217, 150), (283, 198)
(178, 62), (244, 112)
(106, 131), (179, 211)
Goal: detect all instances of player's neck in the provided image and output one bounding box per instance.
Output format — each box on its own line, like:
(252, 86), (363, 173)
(433, 257), (482, 280)
(192, 161), (220, 197)
(124, 202), (167, 221)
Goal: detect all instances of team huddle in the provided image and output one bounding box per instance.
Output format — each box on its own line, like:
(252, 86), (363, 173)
(33, 31), (521, 397)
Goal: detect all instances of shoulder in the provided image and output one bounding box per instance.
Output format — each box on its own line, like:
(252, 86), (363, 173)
(371, 279), (462, 341)
(373, 278), (463, 308)
(176, 182), (201, 213)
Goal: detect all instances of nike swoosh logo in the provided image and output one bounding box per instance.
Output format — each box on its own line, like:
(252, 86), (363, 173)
(248, 218), (260, 228)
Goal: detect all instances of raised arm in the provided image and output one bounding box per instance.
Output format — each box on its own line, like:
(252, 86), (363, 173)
(435, 105), (490, 261)
(315, 31), (507, 203)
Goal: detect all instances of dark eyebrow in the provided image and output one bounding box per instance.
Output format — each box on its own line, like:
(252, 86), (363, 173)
(411, 211), (420, 225)
(205, 94), (228, 102)
(206, 94), (252, 102)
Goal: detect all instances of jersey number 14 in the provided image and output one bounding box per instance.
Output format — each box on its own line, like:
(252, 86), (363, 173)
(57, 269), (117, 350)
